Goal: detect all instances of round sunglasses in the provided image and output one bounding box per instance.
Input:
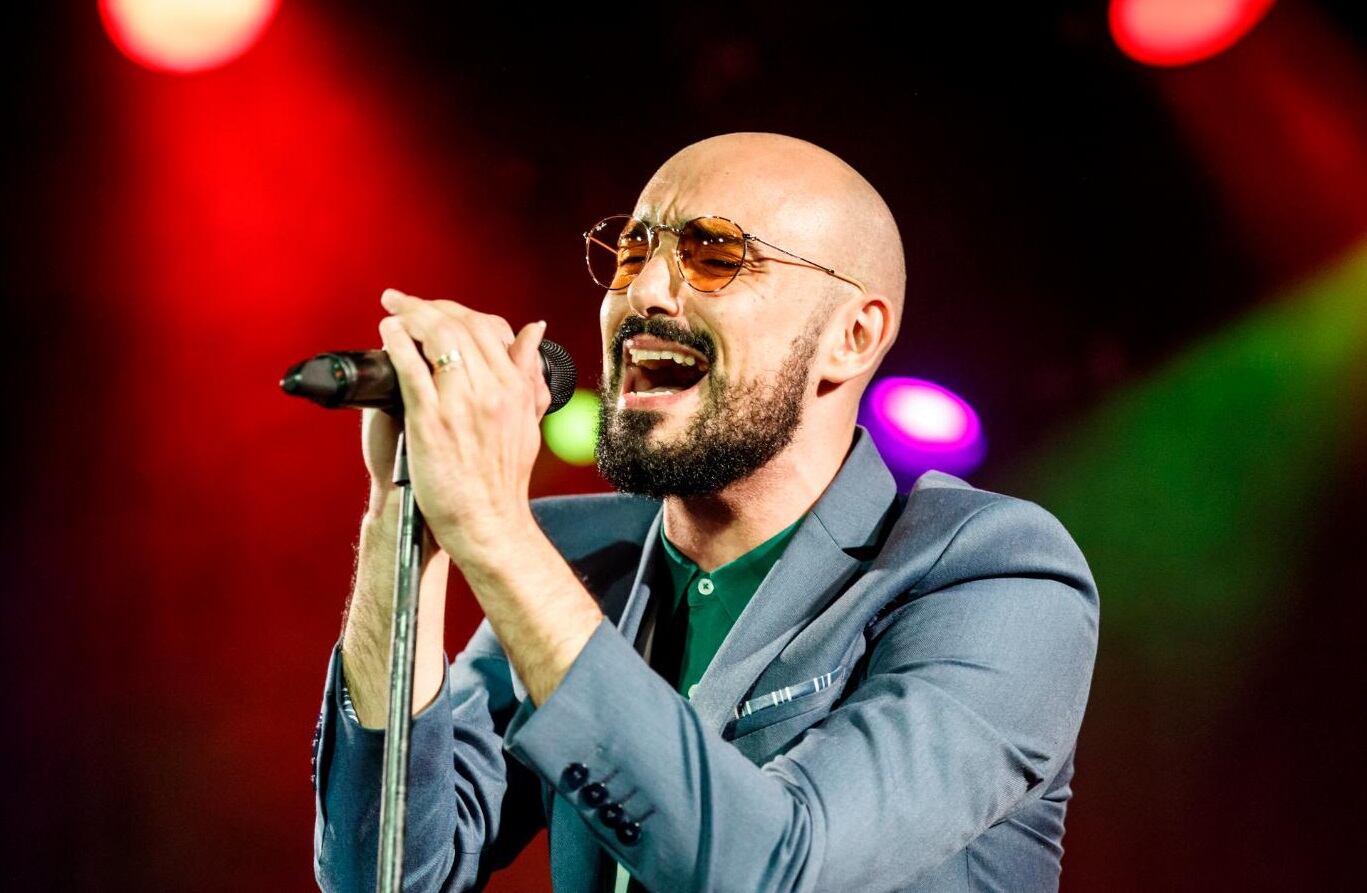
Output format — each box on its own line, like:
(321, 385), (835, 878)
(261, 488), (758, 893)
(584, 214), (867, 295)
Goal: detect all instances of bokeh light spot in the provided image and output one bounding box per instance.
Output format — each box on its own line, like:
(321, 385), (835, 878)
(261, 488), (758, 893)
(1109, 0), (1276, 67)
(885, 385), (971, 445)
(542, 389), (600, 466)
(859, 377), (986, 483)
(99, 0), (279, 74)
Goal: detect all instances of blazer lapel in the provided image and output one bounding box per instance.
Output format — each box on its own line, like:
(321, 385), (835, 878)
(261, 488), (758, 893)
(688, 427), (898, 734)
(614, 507), (666, 647)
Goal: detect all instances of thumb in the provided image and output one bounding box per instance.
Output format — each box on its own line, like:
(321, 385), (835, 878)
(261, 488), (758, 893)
(510, 319), (551, 406)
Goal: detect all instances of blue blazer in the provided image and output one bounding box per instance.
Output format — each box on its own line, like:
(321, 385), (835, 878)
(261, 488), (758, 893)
(313, 426), (1100, 891)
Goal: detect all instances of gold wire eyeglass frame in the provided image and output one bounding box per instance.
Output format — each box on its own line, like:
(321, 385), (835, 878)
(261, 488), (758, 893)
(584, 214), (868, 295)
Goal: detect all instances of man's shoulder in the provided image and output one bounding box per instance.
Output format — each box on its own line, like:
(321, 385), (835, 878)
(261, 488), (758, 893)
(875, 468), (1094, 596)
(856, 468), (1098, 674)
(886, 467), (1051, 542)
(529, 491), (661, 560)
(903, 467), (1014, 508)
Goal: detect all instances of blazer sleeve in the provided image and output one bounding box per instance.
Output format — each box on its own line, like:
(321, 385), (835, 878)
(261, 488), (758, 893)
(312, 619), (548, 892)
(499, 495), (1100, 892)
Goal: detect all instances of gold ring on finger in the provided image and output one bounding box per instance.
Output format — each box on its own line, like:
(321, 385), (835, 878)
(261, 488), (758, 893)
(433, 349), (462, 372)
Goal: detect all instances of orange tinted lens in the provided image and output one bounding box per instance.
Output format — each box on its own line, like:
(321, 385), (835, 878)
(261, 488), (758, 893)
(586, 216), (650, 290)
(678, 217), (745, 292)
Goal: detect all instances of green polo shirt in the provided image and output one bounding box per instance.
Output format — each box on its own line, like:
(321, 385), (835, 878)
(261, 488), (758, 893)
(613, 517), (803, 893)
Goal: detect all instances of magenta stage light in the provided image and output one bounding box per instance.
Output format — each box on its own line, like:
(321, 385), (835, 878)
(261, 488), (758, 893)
(859, 377), (986, 481)
(1109, 0), (1276, 68)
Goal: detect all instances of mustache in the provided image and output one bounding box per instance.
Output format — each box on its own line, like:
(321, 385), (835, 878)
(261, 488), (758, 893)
(610, 316), (716, 367)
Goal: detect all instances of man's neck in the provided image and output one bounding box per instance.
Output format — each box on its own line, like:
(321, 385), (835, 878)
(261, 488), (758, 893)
(661, 423), (854, 572)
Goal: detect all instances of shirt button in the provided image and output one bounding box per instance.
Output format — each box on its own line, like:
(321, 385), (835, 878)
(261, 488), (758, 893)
(687, 684), (698, 700)
(697, 578), (715, 596)
(617, 820), (642, 846)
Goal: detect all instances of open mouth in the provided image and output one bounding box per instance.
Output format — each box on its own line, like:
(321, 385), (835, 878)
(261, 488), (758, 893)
(621, 335), (710, 397)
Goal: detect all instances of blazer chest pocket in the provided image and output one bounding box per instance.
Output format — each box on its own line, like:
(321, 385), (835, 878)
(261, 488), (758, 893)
(724, 666), (847, 742)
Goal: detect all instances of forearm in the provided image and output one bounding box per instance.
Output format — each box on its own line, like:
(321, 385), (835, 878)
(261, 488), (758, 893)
(448, 508), (605, 708)
(317, 507), (549, 891)
(341, 492), (452, 727)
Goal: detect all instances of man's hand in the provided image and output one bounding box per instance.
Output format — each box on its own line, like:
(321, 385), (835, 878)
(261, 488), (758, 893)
(374, 287), (604, 708)
(340, 286), (550, 726)
(377, 287), (552, 568)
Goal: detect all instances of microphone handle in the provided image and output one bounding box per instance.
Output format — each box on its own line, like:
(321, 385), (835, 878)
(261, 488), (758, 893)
(327, 351), (395, 410)
(281, 342), (576, 414)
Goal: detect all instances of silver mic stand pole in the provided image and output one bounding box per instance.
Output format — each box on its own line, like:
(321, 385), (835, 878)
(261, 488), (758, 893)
(377, 431), (423, 893)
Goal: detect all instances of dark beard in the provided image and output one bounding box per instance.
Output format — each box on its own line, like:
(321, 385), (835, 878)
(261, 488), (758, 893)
(594, 316), (821, 499)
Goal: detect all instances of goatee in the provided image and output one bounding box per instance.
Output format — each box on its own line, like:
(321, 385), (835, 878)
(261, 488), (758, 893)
(595, 316), (821, 499)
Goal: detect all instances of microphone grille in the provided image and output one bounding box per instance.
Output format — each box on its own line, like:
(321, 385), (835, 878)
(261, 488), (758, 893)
(538, 340), (578, 414)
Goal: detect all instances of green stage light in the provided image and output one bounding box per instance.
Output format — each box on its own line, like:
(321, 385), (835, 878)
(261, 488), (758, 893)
(1003, 244), (1367, 684)
(542, 388), (600, 466)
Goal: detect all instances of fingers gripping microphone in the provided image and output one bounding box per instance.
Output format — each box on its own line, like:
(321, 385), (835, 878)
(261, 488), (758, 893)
(279, 342), (578, 414)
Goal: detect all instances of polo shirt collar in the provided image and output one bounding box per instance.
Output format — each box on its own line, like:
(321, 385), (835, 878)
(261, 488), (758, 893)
(658, 519), (802, 622)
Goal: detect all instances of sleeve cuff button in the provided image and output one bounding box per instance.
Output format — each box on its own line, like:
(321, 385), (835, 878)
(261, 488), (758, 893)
(581, 781), (609, 806)
(598, 802), (624, 828)
(563, 762), (590, 789)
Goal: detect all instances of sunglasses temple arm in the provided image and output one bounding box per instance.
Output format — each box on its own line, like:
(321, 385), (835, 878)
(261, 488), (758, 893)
(833, 271), (869, 294)
(586, 233), (621, 254)
(748, 235), (869, 294)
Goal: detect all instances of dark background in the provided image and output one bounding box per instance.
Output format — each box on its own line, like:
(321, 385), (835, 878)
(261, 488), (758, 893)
(4, 2), (1365, 889)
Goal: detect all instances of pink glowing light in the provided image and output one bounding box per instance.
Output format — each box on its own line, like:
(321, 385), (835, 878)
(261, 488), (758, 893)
(870, 378), (980, 451)
(885, 385), (972, 447)
(859, 377), (986, 482)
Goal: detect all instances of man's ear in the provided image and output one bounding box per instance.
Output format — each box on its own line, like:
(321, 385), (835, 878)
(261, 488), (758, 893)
(823, 293), (895, 385)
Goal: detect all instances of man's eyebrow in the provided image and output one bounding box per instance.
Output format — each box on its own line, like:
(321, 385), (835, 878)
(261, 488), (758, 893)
(631, 209), (769, 257)
(634, 206), (705, 228)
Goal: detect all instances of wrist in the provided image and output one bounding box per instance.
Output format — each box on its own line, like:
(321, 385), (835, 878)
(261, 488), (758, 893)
(365, 485), (401, 523)
(437, 506), (542, 579)
(361, 495), (444, 560)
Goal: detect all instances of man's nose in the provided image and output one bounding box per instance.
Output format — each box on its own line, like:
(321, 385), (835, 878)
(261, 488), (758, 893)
(626, 233), (684, 319)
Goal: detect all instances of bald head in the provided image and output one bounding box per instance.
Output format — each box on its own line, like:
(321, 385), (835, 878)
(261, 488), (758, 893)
(638, 132), (905, 329)
(596, 133), (905, 498)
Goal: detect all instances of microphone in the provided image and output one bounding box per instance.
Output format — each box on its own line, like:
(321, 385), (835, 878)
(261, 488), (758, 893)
(279, 341), (577, 414)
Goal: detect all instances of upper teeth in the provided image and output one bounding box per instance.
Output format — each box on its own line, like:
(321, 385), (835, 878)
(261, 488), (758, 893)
(629, 348), (697, 366)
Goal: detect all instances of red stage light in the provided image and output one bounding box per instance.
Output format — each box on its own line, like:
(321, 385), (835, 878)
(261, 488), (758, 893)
(1109, 0), (1276, 67)
(98, 0), (279, 74)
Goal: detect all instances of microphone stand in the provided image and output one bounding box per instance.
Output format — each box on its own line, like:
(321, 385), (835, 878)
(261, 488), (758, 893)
(377, 431), (423, 893)
(279, 339), (576, 891)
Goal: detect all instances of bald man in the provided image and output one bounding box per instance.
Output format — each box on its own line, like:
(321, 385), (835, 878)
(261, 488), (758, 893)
(311, 133), (1099, 892)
